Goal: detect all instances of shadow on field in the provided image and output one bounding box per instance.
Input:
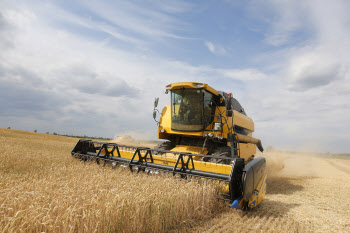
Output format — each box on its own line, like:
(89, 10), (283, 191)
(266, 176), (306, 195)
(246, 199), (300, 218)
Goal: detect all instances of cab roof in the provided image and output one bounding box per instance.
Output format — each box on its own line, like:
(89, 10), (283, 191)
(165, 82), (219, 96)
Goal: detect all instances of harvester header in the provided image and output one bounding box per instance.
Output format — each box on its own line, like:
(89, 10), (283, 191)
(71, 82), (267, 209)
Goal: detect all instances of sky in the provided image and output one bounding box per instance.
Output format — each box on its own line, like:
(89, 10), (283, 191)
(1, 0), (349, 153)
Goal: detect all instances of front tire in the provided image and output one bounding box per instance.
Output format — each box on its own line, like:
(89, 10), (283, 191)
(207, 147), (233, 164)
(154, 141), (175, 151)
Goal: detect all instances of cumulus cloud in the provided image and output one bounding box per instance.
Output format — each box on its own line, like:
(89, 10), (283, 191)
(261, 1), (310, 46)
(287, 59), (343, 91)
(279, 8), (350, 92)
(204, 41), (227, 55)
(222, 68), (267, 81)
(79, 0), (191, 40)
(224, 0), (350, 153)
(56, 64), (138, 98)
(0, 11), (14, 49)
(0, 65), (70, 118)
(0, 2), (234, 138)
(1, 0), (350, 153)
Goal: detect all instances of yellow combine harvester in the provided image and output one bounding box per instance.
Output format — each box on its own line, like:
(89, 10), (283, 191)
(71, 82), (267, 209)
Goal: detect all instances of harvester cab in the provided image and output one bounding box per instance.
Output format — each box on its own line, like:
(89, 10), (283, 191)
(71, 82), (267, 210)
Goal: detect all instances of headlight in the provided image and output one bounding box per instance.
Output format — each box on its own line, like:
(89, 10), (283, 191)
(208, 133), (214, 137)
(160, 128), (166, 133)
(214, 123), (221, 131)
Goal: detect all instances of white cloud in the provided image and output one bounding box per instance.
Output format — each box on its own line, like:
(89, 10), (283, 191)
(286, 51), (346, 91)
(0, 3), (255, 140)
(47, 5), (145, 46)
(79, 0), (191, 40)
(270, 2), (350, 94)
(1, 0), (350, 153)
(204, 41), (227, 55)
(247, 1), (350, 153)
(222, 68), (267, 81)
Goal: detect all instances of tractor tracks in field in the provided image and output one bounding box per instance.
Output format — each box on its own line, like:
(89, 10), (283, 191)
(191, 186), (306, 232)
(197, 206), (305, 233)
(326, 159), (350, 175)
(191, 155), (350, 233)
(189, 173), (316, 233)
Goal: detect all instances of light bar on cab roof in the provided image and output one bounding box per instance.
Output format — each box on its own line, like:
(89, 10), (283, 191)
(193, 83), (204, 88)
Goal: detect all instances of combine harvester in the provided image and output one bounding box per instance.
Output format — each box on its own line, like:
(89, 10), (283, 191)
(71, 82), (266, 209)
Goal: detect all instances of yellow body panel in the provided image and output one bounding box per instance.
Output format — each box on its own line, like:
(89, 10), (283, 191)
(170, 145), (208, 155)
(212, 107), (254, 138)
(170, 145), (209, 162)
(238, 143), (256, 162)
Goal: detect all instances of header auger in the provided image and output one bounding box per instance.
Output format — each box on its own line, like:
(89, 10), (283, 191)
(71, 82), (267, 209)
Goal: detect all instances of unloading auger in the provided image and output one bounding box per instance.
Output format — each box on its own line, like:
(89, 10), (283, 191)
(71, 82), (267, 209)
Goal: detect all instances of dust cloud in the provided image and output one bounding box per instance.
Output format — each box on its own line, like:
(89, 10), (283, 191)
(110, 135), (159, 148)
(260, 148), (350, 178)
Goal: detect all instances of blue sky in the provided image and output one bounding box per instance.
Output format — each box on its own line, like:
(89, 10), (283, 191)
(1, 0), (350, 153)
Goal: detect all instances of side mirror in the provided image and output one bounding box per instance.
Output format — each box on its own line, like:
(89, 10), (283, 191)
(153, 110), (157, 120)
(226, 97), (232, 110)
(153, 98), (160, 124)
(154, 97), (159, 108)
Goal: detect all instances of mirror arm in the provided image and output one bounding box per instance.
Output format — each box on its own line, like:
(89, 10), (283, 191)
(153, 97), (160, 124)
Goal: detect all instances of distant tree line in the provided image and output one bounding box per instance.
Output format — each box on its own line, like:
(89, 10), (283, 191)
(6, 127), (111, 140)
(60, 134), (113, 140)
(48, 132), (112, 140)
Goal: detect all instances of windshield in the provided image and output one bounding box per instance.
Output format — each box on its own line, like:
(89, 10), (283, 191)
(171, 89), (203, 131)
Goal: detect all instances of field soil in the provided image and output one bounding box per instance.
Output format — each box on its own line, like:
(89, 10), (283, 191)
(1, 129), (350, 232)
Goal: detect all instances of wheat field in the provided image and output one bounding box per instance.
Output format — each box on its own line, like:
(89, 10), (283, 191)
(0, 129), (222, 232)
(1, 128), (350, 232)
